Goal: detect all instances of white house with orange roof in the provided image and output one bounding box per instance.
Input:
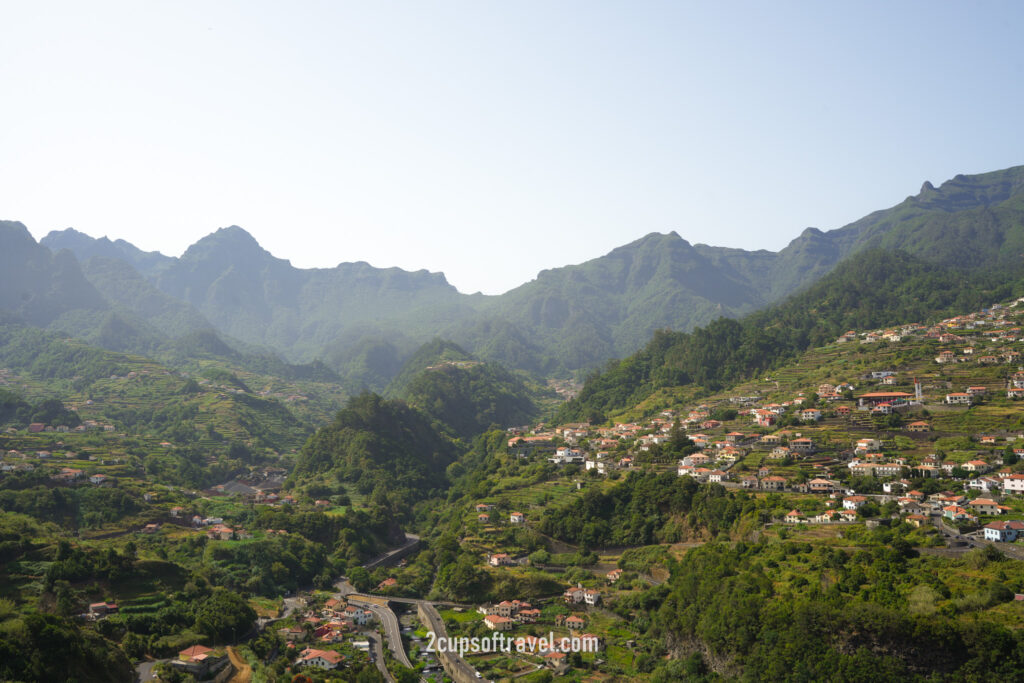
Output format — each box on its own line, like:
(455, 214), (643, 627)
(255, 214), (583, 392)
(297, 648), (342, 670)
(843, 496), (867, 510)
(484, 614), (513, 631)
(1001, 473), (1024, 494)
(984, 520), (1024, 542)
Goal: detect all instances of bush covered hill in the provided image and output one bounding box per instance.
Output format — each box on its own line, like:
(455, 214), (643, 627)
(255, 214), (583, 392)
(384, 338), (476, 396)
(383, 338), (541, 439)
(294, 392), (460, 515)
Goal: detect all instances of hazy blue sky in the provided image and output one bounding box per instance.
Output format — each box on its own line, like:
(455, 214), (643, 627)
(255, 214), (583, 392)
(3, 2), (1023, 294)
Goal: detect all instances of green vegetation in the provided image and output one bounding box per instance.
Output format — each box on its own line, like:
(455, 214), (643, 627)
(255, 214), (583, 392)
(398, 351), (538, 439)
(644, 542), (1024, 680)
(295, 392), (459, 514)
(538, 472), (749, 546)
(560, 249), (1024, 422)
(0, 608), (133, 682)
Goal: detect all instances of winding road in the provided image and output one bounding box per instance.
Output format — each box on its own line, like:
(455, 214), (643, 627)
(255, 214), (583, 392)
(347, 595), (413, 669)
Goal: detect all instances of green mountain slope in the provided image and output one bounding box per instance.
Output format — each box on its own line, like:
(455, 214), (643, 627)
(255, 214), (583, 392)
(467, 231), (770, 373)
(0, 324), (315, 470)
(79, 255), (215, 338)
(27, 164), (1024, 384)
(152, 226), (476, 364)
(559, 248), (1024, 422)
(692, 165), (1024, 299)
(41, 227), (174, 277)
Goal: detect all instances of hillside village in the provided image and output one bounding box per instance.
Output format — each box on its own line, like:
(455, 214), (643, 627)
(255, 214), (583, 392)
(501, 297), (1024, 532)
(403, 294), (1024, 679)
(9, 292), (1024, 681)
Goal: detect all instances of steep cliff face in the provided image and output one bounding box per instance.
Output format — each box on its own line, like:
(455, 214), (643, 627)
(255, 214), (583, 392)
(0, 220), (109, 327)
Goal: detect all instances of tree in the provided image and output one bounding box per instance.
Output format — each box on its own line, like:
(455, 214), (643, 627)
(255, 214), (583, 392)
(348, 567), (372, 592)
(122, 631), (147, 660)
(194, 589), (256, 642)
(529, 549), (551, 565)
(54, 580), (74, 616)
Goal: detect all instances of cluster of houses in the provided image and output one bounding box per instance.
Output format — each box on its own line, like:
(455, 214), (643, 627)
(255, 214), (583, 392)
(499, 296), (1024, 549)
(0, 447), (126, 481)
(840, 299), (1024, 350)
(20, 419), (116, 434)
(782, 479), (1020, 529)
(277, 596), (375, 669)
(508, 414), (687, 467)
(479, 599), (542, 631)
(475, 595), (604, 674)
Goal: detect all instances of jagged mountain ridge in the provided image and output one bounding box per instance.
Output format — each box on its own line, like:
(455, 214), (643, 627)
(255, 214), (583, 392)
(23, 164), (1024, 382)
(0, 221), (110, 327)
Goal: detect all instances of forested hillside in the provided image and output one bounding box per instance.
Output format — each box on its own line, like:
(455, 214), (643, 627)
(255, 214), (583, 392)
(559, 248), (1024, 422)
(294, 392), (459, 517)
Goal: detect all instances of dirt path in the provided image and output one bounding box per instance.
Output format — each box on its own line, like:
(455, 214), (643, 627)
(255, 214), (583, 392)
(227, 647), (252, 683)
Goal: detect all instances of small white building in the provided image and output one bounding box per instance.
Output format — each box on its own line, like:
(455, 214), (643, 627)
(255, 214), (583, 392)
(983, 520), (1024, 543)
(843, 496), (868, 510)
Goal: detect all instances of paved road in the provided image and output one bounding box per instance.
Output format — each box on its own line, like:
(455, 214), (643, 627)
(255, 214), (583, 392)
(380, 595), (471, 609)
(134, 658), (165, 682)
(348, 596), (413, 669)
(366, 633), (396, 683)
(418, 602), (484, 682)
(346, 591), (485, 681)
(363, 533), (421, 570)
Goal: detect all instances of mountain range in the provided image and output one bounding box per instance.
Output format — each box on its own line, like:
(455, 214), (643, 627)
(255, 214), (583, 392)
(2, 164), (1023, 387)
